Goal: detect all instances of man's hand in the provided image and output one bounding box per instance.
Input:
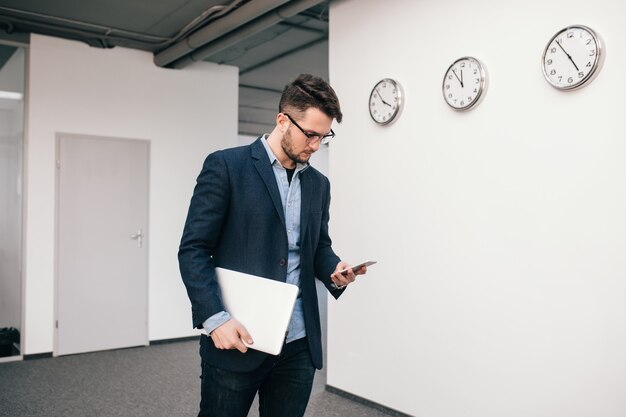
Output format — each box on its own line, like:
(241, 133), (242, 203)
(330, 261), (368, 289)
(210, 319), (253, 353)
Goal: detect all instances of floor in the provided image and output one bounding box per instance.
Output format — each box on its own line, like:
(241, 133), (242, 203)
(0, 339), (399, 417)
(0, 283), (405, 416)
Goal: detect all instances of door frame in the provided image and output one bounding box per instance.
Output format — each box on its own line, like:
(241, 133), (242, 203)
(53, 132), (150, 357)
(0, 38), (28, 364)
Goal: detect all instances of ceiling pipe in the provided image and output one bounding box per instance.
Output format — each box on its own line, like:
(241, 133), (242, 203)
(0, 19), (14, 34)
(161, 0), (324, 69)
(0, 5), (169, 43)
(278, 20), (326, 35)
(154, 0), (291, 68)
(239, 36), (326, 75)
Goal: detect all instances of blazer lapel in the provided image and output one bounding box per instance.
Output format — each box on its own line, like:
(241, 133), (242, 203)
(299, 169), (311, 240)
(251, 139), (286, 226)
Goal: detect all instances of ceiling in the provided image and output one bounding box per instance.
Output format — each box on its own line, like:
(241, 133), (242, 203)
(0, 0), (330, 136)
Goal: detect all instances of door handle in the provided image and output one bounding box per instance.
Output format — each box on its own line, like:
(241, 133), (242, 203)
(130, 229), (143, 248)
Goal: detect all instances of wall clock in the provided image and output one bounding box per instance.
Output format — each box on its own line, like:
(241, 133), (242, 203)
(368, 78), (403, 125)
(442, 56), (487, 111)
(542, 25), (604, 90)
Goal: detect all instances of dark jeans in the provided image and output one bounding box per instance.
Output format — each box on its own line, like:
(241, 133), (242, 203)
(199, 337), (315, 417)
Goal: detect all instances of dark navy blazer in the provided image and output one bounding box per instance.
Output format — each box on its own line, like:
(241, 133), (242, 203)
(178, 138), (343, 372)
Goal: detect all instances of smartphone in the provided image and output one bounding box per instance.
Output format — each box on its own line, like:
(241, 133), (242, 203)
(338, 260), (377, 276)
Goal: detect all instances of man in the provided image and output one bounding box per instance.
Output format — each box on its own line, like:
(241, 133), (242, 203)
(178, 73), (366, 417)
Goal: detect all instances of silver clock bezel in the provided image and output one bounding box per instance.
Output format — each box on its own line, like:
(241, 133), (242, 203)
(442, 56), (487, 111)
(541, 24), (604, 91)
(368, 78), (404, 126)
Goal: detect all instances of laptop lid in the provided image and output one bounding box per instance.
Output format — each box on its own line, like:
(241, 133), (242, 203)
(212, 267), (299, 356)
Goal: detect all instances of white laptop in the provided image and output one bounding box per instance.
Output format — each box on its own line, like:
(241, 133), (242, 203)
(209, 267), (299, 356)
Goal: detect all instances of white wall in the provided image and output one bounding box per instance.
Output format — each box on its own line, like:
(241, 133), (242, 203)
(25, 35), (238, 354)
(328, 1), (626, 416)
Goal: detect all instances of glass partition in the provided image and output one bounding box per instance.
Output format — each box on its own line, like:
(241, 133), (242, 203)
(0, 43), (25, 359)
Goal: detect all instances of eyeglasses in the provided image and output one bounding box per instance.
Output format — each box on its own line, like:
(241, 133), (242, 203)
(283, 113), (335, 145)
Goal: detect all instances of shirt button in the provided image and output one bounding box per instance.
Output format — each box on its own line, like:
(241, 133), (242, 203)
(279, 258), (287, 267)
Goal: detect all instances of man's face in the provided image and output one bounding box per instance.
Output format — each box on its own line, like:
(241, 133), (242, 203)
(280, 107), (333, 165)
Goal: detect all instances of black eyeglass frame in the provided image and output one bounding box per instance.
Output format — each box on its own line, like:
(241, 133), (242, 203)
(283, 113), (335, 145)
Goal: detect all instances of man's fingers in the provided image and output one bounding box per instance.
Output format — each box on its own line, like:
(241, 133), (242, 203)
(210, 319), (253, 352)
(354, 266), (367, 275)
(210, 332), (224, 349)
(331, 272), (350, 287)
(237, 326), (254, 345)
(331, 261), (365, 288)
(233, 322), (253, 352)
(234, 340), (248, 353)
(213, 332), (247, 352)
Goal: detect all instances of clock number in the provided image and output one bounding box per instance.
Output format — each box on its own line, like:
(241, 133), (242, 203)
(589, 50), (595, 56)
(586, 62), (592, 67)
(586, 38), (592, 45)
(567, 77), (573, 84)
(550, 47), (557, 54)
(546, 59), (553, 65)
(550, 69), (556, 75)
(567, 31), (574, 38)
(578, 72), (584, 78)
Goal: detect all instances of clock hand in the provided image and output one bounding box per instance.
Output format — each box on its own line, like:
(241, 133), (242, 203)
(376, 88), (393, 107)
(451, 69), (464, 88)
(555, 40), (580, 71)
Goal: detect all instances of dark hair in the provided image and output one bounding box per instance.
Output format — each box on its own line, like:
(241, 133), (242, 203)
(279, 74), (343, 123)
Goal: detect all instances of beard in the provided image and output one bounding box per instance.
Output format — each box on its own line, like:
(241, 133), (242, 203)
(281, 131), (311, 165)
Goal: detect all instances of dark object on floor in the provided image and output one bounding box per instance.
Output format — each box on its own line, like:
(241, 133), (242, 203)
(0, 327), (20, 357)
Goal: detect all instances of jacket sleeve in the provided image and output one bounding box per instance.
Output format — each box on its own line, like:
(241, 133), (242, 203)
(313, 176), (344, 299)
(178, 152), (230, 328)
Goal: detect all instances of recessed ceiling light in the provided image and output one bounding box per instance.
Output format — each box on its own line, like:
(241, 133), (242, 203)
(0, 91), (23, 100)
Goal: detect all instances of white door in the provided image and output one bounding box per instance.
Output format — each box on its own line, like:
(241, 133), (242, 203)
(56, 134), (149, 356)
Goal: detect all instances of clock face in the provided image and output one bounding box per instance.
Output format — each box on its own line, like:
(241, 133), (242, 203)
(542, 25), (603, 90)
(369, 78), (403, 125)
(442, 57), (486, 111)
